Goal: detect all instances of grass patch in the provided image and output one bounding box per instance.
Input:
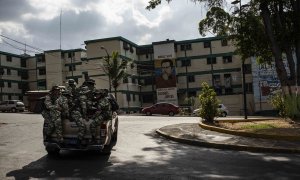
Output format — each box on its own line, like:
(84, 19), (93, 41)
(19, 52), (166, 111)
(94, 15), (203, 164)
(241, 123), (276, 130)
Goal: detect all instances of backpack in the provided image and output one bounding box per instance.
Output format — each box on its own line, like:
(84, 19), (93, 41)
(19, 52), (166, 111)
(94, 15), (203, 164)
(108, 94), (119, 111)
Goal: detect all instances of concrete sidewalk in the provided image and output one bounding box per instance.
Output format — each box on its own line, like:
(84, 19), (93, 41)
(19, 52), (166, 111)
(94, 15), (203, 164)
(157, 123), (300, 153)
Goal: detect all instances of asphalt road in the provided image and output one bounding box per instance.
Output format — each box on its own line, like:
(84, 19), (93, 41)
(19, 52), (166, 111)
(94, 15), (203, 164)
(1, 113), (300, 180)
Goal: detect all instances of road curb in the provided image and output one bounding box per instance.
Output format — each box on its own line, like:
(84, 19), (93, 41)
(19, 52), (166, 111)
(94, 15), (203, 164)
(156, 128), (300, 154)
(199, 121), (300, 141)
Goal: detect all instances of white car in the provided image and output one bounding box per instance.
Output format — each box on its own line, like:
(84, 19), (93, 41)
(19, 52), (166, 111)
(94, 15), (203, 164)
(0, 100), (25, 112)
(193, 104), (229, 117)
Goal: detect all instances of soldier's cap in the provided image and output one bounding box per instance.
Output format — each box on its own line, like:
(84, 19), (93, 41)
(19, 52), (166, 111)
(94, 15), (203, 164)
(51, 85), (60, 92)
(79, 86), (90, 94)
(67, 79), (76, 85)
(85, 78), (95, 85)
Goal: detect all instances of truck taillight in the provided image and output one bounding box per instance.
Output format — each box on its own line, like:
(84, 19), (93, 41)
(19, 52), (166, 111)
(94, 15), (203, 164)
(100, 123), (107, 137)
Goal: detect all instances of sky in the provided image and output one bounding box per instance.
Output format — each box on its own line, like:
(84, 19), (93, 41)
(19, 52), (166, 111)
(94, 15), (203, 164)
(0, 0), (233, 56)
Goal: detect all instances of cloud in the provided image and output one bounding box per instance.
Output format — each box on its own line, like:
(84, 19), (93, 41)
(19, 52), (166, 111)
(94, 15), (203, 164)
(0, 0), (208, 55)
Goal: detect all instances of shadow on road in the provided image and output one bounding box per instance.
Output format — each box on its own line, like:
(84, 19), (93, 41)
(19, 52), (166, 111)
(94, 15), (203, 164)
(6, 151), (113, 179)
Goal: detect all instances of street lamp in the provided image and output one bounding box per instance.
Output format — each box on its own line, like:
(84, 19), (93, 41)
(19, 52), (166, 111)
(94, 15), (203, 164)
(184, 44), (189, 102)
(231, 0), (248, 119)
(100, 46), (112, 93)
(209, 42), (215, 88)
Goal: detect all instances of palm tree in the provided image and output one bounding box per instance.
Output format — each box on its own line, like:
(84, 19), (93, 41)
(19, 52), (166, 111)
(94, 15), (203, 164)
(101, 51), (130, 101)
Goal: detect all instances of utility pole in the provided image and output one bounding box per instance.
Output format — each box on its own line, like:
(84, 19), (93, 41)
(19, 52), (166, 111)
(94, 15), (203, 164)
(232, 0), (247, 119)
(184, 44), (189, 105)
(209, 42), (214, 87)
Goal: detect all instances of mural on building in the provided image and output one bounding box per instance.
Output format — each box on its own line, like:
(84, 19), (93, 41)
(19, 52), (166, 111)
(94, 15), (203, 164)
(251, 54), (293, 111)
(155, 58), (177, 89)
(154, 58), (178, 105)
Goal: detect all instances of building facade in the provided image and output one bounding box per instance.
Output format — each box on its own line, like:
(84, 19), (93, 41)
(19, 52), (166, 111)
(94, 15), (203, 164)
(0, 36), (256, 115)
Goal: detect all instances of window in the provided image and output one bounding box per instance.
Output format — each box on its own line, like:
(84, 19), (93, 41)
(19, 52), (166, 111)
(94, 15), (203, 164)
(223, 56), (232, 63)
(246, 83), (253, 93)
(132, 78), (136, 84)
(221, 39), (228, 46)
(6, 56), (12, 62)
(180, 44), (192, 51)
(19, 96), (23, 101)
(37, 56), (45, 62)
(188, 91), (197, 97)
(188, 75), (195, 82)
(69, 65), (76, 71)
(0, 81), (4, 87)
(181, 59), (191, 67)
(39, 68), (46, 75)
(7, 69), (11, 75)
(21, 59), (27, 67)
(243, 64), (252, 74)
(123, 77), (128, 83)
(224, 74), (232, 94)
(18, 83), (22, 89)
(8, 95), (11, 100)
(123, 42), (129, 50)
(204, 41), (211, 48)
(61, 53), (65, 59)
(38, 81), (46, 87)
(21, 72), (29, 80)
(133, 94), (136, 101)
(224, 74), (232, 88)
(213, 75), (222, 95)
(18, 71), (21, 76)
(68, 52), (75, 58)
(207, 57), (216, 64)
(8, 82), (11, 88)
(145, 78), (153, 85)
(146, 54), (149, 59)
(143, 94), (153, 103)
(126, 93), (131, 101)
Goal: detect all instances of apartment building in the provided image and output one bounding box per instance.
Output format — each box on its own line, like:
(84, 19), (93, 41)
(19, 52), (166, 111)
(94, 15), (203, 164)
(0, 36), (256, 115)
(83, 36), (254, 115)
(0, 51), (29, 102)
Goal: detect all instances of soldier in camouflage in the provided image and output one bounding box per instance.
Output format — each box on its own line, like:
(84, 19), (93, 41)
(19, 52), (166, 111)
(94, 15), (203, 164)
(66, 79), (77, 96)
(64, 87), (90, 145)
(42, 86), (68, 143)
(89, 89), (112, 144)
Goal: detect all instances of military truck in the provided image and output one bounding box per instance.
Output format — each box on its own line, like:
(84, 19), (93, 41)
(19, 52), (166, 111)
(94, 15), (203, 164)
(43, 111), (118, 155)
(42, 88), (119, 155)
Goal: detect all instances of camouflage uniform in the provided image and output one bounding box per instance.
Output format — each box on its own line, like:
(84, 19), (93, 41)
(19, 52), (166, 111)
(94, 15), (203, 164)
(90, 89), (112, 142)
(42, 86), (68, 143)
(66, 79), (78, 97)
(69, 86), (90, 143)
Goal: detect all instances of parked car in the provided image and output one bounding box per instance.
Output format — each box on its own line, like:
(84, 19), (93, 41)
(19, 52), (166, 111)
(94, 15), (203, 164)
(0, 100), (25, 112)
(192, 104), (229, 117)
(141, 102), (180, 116)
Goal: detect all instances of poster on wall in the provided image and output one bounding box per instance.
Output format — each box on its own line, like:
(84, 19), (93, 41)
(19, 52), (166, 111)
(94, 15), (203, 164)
(157, 87), (178, 105)
(251, 54), (295, 111)
(155, 58), (177, 89)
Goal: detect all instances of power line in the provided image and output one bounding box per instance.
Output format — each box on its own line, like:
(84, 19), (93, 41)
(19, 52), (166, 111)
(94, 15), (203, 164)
(0, 34), (44, 53)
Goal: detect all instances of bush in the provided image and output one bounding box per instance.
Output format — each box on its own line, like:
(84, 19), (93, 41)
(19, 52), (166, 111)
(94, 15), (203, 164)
(198, 82), (220, 122)
(269, 91), (300, 120)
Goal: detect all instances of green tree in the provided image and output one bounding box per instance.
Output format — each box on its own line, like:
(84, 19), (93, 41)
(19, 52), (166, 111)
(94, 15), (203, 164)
(198, 82), (220, 122)
(101, 51), (130, 101)
(147, 0), (300, 96)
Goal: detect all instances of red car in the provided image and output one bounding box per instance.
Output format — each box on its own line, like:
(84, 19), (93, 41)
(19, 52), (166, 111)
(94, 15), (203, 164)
(141, 102), (180, 116)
